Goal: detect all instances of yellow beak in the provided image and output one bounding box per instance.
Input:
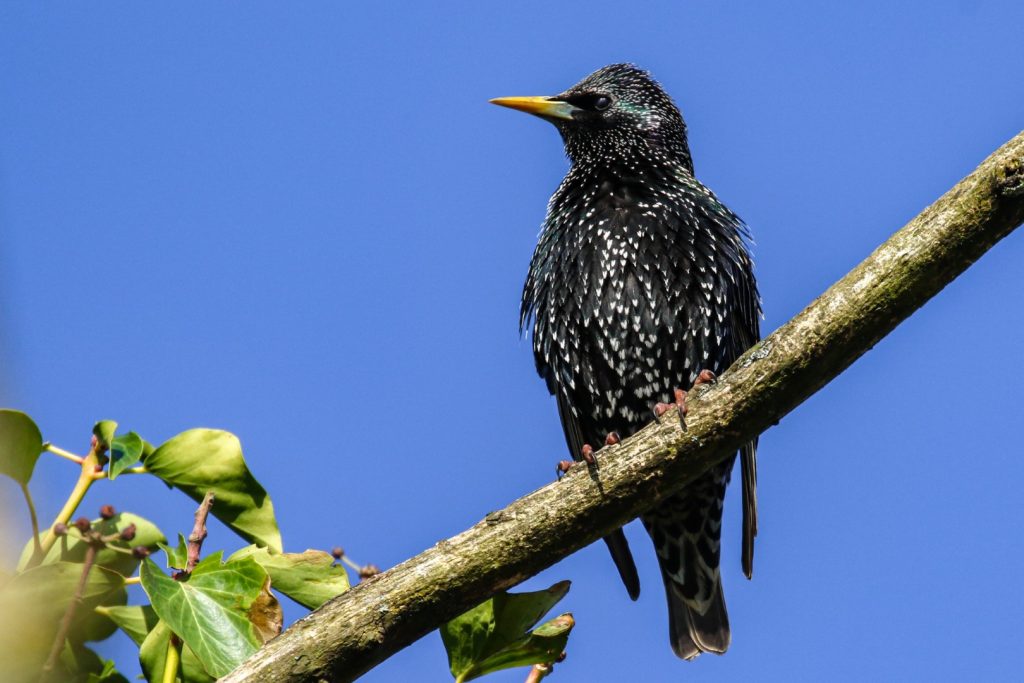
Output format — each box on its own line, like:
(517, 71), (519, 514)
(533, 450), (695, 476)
(489, 96), (576, 121)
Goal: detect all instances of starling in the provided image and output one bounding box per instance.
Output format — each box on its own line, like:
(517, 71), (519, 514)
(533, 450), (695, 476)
(492, 64), (761, 659)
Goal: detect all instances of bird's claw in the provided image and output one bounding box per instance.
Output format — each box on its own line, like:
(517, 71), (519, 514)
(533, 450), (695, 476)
(674, 388), (688, 419)
(693, 369), (716, 387)
(556, 460), (574, 480)
(556, 442), (599, 480)
(653, 369), (717, 429)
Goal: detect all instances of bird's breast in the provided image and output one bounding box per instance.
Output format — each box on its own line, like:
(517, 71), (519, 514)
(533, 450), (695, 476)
(524, 165), (748, 436)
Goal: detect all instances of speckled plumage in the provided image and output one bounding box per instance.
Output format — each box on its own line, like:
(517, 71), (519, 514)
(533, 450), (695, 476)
(506, 64), (761, 659)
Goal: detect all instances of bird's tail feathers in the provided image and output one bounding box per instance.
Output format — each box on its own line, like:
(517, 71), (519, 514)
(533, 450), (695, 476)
(663, 568), (730, 660)
(603, 527), (640, 601)
(646, 464), (733, 660)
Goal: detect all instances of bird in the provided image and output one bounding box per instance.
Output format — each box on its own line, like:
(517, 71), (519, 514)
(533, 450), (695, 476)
(491, 64), (761, 659)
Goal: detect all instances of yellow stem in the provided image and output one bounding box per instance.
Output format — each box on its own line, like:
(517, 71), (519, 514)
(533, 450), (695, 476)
(20, 482), (42, 557)
(89, 465), (148, 481)
(44, 443), (85, 464)
(163, 636), (181, 683)
(30, 450), (99, 568)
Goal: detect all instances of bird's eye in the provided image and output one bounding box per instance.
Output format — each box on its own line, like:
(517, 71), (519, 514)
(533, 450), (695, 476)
(565, 94), (613, 112)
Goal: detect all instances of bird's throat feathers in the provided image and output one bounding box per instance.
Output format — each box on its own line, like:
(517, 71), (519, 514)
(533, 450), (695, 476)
(559, 123), (694, 173)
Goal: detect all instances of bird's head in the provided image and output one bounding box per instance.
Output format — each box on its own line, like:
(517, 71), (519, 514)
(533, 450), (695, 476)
(491, 64), (691, 169)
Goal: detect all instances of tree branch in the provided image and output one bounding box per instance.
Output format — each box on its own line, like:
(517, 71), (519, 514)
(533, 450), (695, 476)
(223, 131), (1024, 682)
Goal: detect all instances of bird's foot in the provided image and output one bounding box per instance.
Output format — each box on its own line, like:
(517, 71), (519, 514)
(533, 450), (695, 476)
(654, 388), (689, 425)
(555, 436), (615, 479)
(653, 370), (717, 429)
(556, 445), (594, 480)
(692, 369), (717, 388)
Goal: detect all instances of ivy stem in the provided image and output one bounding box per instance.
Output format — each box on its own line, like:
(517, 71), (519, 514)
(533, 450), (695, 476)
(20, 482), (42, 557)
(89, 465), (148, 481)
(102, 545), (137, 556)
(524, 664), (553, 683)
(40, 542), (98, 678)
(186, 491), (215, 574)
(163, 635), (182, 683)
(124, 575), (141, 585)
(339, 555), (363, 573)
(29, 445), (101, 568)
(43, 442), (85, 464)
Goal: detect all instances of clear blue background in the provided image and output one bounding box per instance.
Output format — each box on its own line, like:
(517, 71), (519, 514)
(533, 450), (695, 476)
(2, 2), (1022, 681)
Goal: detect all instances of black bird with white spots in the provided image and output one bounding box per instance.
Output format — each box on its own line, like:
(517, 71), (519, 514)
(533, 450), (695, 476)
(492, 64), (761, 660)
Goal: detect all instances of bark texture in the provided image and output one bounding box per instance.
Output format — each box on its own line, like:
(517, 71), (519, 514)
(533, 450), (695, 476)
(222, 132), (1024, 682)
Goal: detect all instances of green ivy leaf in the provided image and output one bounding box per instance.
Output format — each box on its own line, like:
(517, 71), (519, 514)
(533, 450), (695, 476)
(0, 408), (44, 484)
(465, 613), (574, 679)
(101, 603), (218, 682)
(0, 562), (125, 678)
(95, 604), (160, 646)
(158, 533), (189, 570)
(140, 553), (267, 677)
(85, 657), (130, 683)
(70, 585), (128, 644)
(17, 512), (166, 575)
(227, 546), (350, 609)
(145, 429), (282, 551)
(93, 420), (118, 450)
(61, 641), (130, 683)
(108, 431), (143, 479)
(138, 619), (216, 683)
(440, 581), (573, 682)
(2, 560), (126, 610)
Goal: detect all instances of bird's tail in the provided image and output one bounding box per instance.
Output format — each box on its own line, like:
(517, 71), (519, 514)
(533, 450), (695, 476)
(662, 566), (730, 659)
(643, 460), (733, 659)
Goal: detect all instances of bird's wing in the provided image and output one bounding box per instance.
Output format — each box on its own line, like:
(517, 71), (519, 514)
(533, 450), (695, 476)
(731, 251), (761, 580)
(739, 438), (758, 579)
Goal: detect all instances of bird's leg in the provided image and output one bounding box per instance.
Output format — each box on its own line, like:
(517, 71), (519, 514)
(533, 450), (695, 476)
(653, 370), (717, 428)
(556, 437), (614, 479)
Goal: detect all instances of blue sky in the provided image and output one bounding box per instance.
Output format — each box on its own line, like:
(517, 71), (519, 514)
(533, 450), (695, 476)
(2, 2), (1023, 681)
